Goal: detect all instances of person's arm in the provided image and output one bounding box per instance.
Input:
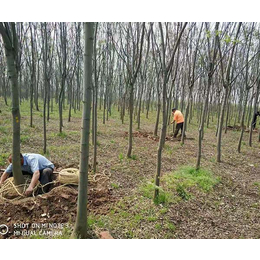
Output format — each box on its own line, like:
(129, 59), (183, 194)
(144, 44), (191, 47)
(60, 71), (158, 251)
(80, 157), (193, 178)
(24, 170), (40, 196)
(0, 163), (12, 186)
(0, 172), (10, 186)
(172, 113), (178, 124)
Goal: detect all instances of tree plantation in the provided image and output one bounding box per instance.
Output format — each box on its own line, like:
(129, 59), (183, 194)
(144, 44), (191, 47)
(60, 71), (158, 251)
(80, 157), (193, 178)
(0, 22), (260, 239)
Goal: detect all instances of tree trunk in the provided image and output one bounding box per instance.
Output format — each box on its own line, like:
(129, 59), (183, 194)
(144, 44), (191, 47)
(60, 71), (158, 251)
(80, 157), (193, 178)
(217, 87), (229, 162)
(73, 22), (94, 239)
(238, 90), (249, 153)
(154, 102), (161, 136)
(137, 84), (144, 129)
(59, 82), (65, 133)
(0, 23), (24, 185)
(43, 83), (47, 154)
(249, 82), (260, 146)
(93, 23), (98, 173)
(181, 87), (192, 144)
(127, 83), (134, 158)
(154, 79), (167, 201)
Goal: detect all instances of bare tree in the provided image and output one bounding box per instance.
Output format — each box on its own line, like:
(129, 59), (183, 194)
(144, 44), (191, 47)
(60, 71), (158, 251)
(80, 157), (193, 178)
(196, 22), (219, 169)
(112, 22), (145, 158)
(154, 22), (187, 201)
(73, 22), (94, 239)
(216, 22), (242, 162)
(0, 22), (24, 185)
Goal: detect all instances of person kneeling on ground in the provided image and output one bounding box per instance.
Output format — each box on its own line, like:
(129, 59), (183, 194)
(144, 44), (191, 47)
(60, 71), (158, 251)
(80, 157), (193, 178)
(0, 153), (54, 196)
(171, 108), (185, 138)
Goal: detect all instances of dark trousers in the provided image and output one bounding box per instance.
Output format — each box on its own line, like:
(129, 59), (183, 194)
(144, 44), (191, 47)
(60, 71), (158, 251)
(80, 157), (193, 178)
(252, 113), (260, 130)
(174, 122), (184, 137)
(39, 168), (53, 192)
(9, 168), (53, 193)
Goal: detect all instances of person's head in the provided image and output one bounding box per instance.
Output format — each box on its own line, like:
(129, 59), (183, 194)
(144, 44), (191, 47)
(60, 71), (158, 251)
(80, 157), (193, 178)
(8, 153), (24, 165)
(257, 111), (260, 116)
(172, 108), (177, 115)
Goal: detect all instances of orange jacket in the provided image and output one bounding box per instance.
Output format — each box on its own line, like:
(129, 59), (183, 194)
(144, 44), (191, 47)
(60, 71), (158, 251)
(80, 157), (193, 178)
(173, 110), (184, 124)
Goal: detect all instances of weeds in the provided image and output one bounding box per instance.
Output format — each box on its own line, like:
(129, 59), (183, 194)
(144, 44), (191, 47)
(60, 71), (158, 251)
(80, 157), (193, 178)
(129, 154), (137, 160)
(147, 216), (157, 222)
(0, 125), (8, 134)
(140, 182), (171, 205)
(0, 153), (9, 166)
(163, 166), (220, 198)
(176, 183), (191, 200)
(167, 223), (176, 231)
(253, 182), (260, 194)
(20, 135), (30, 143)
(57, 132), (67, 138)
(111, 183), (119, 189)
(118, 153), (124, 162)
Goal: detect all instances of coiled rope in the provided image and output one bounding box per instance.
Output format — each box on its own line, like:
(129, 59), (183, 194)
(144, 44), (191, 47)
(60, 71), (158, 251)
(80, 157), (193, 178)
(0, 168), (111, 201)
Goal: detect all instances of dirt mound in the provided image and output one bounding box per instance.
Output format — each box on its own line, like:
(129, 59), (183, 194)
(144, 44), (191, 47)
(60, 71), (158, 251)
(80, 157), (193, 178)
(124, 131), (159, 141)
(0, 176), (117, 239)
(226, 125), (241, 131)
(226, 125), (259, 133)
(123, 131), (193, 143)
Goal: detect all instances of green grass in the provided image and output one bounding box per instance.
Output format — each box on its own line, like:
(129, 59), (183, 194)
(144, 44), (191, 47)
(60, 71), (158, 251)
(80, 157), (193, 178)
(140, 181), (172, 205)
(0, 136), (12, 144)
(147, 216), (158, 222)
(165, 144), (180, 155)
(209, 157), (216, 163)
(0, 153), (9, 166)
(0, 125), (8, 134)
(167, 223), (176, 231)
(20, 135), (30, 143)
(165, 144), (173, 155)
(129, 154), (137, 160)
(134, 214), (143, 223)
(111, 183), (120, 189)
(163, 166), (220, 200)
(155, 223), (162, 230)
(118, 153), (124, 162)
(57, 132), (67, 138)
(87, 215), (96, 227)
(140, 167), (220, 205)
(176, 183), (191, 200)
(159, 208), (168, 214)
(49, 132), (68, 139)
(253, 182), (260, 194)
(87, 214), (106, 228)
(88, 193), (179, 238)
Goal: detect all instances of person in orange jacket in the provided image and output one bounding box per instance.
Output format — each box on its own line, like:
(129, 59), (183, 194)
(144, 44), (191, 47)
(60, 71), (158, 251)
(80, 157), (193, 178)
(171, 108), (184, 138)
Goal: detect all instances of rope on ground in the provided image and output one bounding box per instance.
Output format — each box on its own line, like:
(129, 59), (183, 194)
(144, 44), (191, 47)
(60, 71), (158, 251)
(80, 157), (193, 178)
(59, 168), (111, 185)
(58, 168), (79, 185)
(0, 176), (39, 200)
(0, 168), (112, 202)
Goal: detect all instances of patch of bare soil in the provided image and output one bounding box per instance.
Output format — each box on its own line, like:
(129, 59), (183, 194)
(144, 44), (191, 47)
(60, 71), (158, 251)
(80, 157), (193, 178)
(226, 125), (259, 133)
(123, 130), (194, 142)
(0, 173), (117, 238)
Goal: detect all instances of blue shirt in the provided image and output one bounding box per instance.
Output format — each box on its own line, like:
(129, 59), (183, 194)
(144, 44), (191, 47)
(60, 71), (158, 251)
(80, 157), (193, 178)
(5, 153), (54, 175)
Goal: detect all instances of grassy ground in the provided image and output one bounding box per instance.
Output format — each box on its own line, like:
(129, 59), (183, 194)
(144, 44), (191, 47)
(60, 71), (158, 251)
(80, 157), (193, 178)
(0, 97), (260, 239)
